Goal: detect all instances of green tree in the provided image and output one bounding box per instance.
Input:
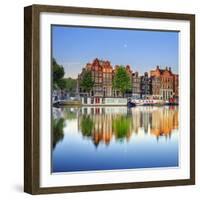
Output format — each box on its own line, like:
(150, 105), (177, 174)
(56, 79), (66, 90)
(64, 78), (77, 93)
(52, 58), (65, 89)
(113, 66), (131, 97)
(53, 58), (64, 81)
(80, 71), (94, 94)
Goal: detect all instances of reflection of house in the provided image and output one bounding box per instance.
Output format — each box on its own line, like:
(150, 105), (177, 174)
(172, 107), (179, 129)
(78, 108), (114, 146)
(131, 109), (141, 134)
(77, 106), (179, 147)
(78, 107), (132, 146)
(92, 113), (114, 146)
(150, 107), (178, 137)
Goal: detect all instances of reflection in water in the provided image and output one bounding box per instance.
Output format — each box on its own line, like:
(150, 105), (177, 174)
(80, 115), (94, 137)
(52, 106), (179, 172)
(76, 106), (178, 147)
(52, 118), (65, 149)
(113, 115), (132, 142)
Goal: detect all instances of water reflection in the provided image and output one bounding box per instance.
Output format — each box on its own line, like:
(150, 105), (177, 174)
(52, 106), (179, 172)
(113, 115), (132, 142)
(52, 118), (65, 149)
(80, 115), (94, 137)
(75, 106), (178, 147)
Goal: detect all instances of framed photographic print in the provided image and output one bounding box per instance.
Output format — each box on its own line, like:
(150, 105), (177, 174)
(24, 4), (195, 194)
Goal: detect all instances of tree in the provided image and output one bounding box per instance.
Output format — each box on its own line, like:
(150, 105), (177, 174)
(53, 58), (64, 81)
(80, 70), (94, 94)
(112, 66), (131, 97)
(56, 79), (67, 90)
(64, 78), (77, 93)
(53, 58), (65, 89)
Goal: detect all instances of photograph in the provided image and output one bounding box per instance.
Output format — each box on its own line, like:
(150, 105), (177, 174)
(24, 5), (195, 194)
(51, 26), (179, 173)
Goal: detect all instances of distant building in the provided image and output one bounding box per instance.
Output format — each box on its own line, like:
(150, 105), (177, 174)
(150, 66), (177, 100)
(151, 76), (161, 99)
(78, 59), (178, 101)
(126, 65), (133, 81)
(78, 58), (133, 98)
(141, 72), (151, 99)
(173, 74), (179, 99)
(132, 72), (141, 99)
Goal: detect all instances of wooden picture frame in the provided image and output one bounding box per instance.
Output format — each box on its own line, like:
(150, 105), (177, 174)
(24, 4), (195, 194)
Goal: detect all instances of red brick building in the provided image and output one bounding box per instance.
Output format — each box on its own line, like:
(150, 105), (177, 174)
(150, 66), (178, 100)
(173, 74), (179, 98)
(78, 59), (178, 101)
(79, 58), (113, 97)
(132, 72), (141, 98)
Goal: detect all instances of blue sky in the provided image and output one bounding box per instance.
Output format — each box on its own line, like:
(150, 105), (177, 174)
(52, 25), (179, 78)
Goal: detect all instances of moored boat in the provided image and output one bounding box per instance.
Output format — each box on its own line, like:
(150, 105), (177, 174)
(132, 99), (165, 106)
(165, 98), (179, 106)
(127, 101), (136, 108)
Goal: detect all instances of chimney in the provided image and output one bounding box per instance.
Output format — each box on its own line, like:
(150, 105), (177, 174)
(165, 66), (168, 70)
(156, 65), (159, 70)
(169, 67), (171, 72)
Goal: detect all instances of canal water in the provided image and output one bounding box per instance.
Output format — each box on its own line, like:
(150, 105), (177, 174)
(52, 106), (179, 173)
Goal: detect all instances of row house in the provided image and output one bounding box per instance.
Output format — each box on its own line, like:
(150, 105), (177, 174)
(173, 74), (179, 98)
(150, 66), (178, 100)
(132, 72), (141, 99)
(78, 58), (113, 98)
(78, 59), (178, 100)
(79, 58), (133, 98)
(151, 76), (161, 99)
(132, 66), (178, 100)
(140, 72), (151, 98)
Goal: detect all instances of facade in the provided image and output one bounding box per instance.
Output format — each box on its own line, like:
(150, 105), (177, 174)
(78, 59), (179, 101)
(150, 66), (177, 100)
(173, 74), (179, 99)
(151, 76), (161, 99)
(79, 58), (113, 98)
(140, 72), (151, 99)
(89, 58), (103, 97)
(132, 72), (141, 99)
(101, 60), (113, 97)
(126, 65), (133, 81)
(79, 58), (132, 98)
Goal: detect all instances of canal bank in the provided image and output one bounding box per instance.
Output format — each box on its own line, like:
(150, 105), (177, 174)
(53, 96), (178, 107)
